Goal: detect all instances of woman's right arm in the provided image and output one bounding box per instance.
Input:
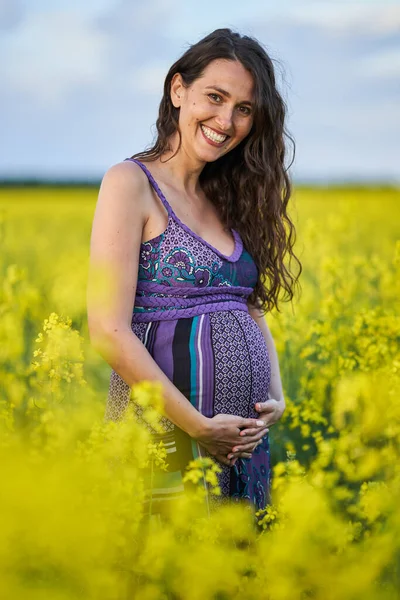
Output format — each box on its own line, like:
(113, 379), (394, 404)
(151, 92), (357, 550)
(86, 162), (267, 465)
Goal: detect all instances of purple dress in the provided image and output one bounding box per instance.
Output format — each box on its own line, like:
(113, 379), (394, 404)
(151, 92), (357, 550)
(105, 158), (272, 515)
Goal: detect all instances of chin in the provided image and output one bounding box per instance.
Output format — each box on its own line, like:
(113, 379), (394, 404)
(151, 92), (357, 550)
(198, 153), (223, 164)
(197, 143), (229, 162)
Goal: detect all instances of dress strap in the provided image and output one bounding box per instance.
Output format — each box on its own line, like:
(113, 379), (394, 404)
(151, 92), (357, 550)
(124, 158), (172, 216)
(124, 157), (243, 263)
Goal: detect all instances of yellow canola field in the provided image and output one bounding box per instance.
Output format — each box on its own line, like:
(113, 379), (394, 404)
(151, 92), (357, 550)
(0, 185), (399, 600)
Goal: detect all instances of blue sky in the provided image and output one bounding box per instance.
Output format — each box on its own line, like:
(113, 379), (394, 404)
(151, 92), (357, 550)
(1, 0), (399, 182)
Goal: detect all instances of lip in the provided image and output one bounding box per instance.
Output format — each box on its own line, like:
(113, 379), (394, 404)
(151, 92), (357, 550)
(200, 124), (230, 147)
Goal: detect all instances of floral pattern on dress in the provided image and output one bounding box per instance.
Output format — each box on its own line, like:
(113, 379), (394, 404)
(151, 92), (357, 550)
(139, 234), (234, 288)
(139, 235), (164, 280)
(137, 213), (258, 294)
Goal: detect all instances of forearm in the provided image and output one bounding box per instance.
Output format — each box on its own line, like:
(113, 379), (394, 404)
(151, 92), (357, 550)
(92, 327), (209, 438)
(264, 327), (285, 405)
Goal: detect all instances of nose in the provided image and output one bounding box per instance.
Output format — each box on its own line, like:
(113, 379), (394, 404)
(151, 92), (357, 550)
(214, 106), (234, 133)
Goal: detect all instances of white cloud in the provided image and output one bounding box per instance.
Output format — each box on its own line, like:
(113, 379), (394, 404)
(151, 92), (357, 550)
(98, 0), (182, 37)
(132, 64), (170, 95)
(279, 3), (400, 37)
(0, 0), (24, 30)
(1, 10), (111, 110)
(357, 48), (400, 80)
(127, 0), (182, 28)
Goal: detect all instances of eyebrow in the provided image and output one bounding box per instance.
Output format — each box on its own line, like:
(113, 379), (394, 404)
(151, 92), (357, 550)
(205, 85), (253, 106)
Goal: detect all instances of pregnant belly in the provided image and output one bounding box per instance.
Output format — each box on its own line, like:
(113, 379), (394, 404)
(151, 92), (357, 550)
(105, 311), (271, 429)
(134, 310), (271, 421)
(208, 310), (272, 419)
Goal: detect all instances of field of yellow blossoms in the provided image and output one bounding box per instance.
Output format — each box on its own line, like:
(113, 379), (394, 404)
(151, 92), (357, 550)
(0, 184), (399, 599)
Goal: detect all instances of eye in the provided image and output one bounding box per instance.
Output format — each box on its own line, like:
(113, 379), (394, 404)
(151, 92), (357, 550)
(208, 93), (222, 103)
(238, 105), (252, 116)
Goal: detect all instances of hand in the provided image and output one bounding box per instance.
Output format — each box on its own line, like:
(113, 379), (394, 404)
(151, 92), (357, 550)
(254, 397), (286, 427)
(227, 397), (286, 460)
(194, 413), (269, 467)
(226, 436), (266, 463)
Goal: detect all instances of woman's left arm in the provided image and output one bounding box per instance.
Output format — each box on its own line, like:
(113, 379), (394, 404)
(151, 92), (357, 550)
(247, 303), (286, 426)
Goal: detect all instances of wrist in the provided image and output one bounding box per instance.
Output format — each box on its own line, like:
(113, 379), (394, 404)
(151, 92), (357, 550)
(278, 396), (286, 415)
(187, 414), (212, 440)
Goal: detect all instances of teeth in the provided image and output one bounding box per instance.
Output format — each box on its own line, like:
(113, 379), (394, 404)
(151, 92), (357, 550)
(201, 125), (228, 144)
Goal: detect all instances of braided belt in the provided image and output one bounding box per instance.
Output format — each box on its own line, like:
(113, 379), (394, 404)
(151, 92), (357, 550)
(132, 281), (253, 323)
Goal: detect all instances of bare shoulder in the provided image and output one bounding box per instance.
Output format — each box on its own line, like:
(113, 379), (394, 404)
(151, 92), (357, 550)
(97, 159), (150, 219)
(88, 160), (152, 340)
(89, 159), (152, 267)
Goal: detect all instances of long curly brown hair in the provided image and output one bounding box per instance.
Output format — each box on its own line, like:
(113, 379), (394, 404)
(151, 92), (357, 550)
(131, 28), (302, 315)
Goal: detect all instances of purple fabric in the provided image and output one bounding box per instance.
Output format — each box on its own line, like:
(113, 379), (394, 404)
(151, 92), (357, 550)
(151, 320), (176, 381)
(133, 281), (253, 323)
(132, 302), (249, 323)
(194, 313), (214, 418)
(136, 281), (253, 296)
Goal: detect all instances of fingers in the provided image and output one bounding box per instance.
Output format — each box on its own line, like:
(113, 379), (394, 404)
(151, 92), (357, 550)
(228, 437), (264, 458)
(232, 451), (253, 459)
(239, 426), (269, 438)
(233, 440), (263, 453)
(228, 451), (253, 460)
(216, 454), (234, 467)
(227, 434), (265, 461)
(240, 417), (266, 429)
(255, 400), (274, 412)
(237, 428), (268, 446)
(226, 451), (252, 461)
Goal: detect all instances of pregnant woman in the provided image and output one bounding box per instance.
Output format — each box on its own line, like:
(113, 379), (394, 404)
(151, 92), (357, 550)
(87, 28), (301, 517)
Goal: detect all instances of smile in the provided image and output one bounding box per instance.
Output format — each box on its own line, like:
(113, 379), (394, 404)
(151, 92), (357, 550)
(200, 124), (229, 146)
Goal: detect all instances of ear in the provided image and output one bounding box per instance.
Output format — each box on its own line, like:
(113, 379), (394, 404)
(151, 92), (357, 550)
(170, 73), (186, 108)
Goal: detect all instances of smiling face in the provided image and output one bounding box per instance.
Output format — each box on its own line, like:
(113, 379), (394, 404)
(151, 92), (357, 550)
(170, 58), (255, 164)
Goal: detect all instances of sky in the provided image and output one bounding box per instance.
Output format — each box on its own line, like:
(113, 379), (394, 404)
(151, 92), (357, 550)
(0, 0), (399, 182)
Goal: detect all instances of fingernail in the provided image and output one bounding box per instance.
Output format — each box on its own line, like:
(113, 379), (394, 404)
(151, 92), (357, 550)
(255, 404), (260, 411)
(232, 447), (239, 452)
(227, 454), (234, 459)
(257, 420), (264, 426)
